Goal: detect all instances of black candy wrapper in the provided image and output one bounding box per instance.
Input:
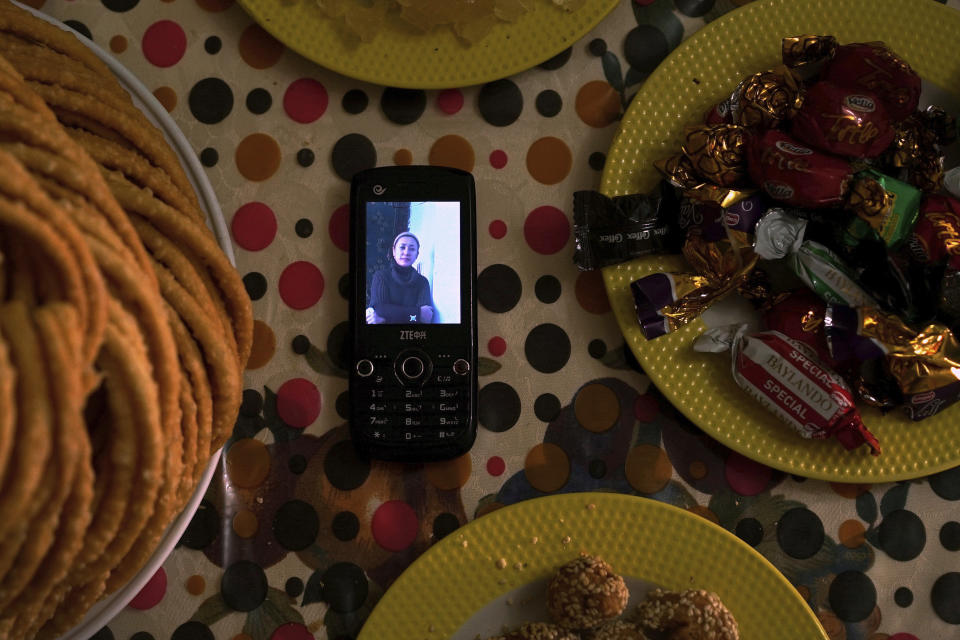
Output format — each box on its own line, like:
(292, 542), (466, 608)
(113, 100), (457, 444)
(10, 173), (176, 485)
(573, 182), (684, 270)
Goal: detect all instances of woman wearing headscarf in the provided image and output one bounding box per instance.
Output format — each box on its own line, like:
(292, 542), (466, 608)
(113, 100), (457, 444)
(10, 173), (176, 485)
(366, 232), (434, 324)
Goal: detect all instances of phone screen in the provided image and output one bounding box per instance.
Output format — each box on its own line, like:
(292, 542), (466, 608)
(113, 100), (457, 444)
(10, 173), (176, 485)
(364, 201), (461, 325)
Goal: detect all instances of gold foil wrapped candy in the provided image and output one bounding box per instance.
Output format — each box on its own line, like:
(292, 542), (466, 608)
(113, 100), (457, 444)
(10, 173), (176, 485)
(734, 66), (803, 129)
(681, 124), (748, 187)
(782, 34), (838, 76)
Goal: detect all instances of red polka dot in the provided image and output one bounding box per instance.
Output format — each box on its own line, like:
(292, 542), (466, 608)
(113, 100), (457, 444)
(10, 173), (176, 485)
(270, 623), (315, 640)
(489, 149), (508, 169)
(276, 378), (321, 428)
(888, 635), (919, 640)
(142, 21), (187, 68)
(725, 452), (772, 496)
(486, 456), (506, 476)
(128, 567), (166, 610)
(371, 500), (419, 552)
(489, 220), (507, 239)
(231, 202), (277, 251)
(329, 204), (349, 252)
(634, 393), (659, 422)
(278, 261), (324, 309)
(524, 206), (570, 254)
(437, 89), (464, 114)
(283, 78), (328, 124)
(488, 336), (506, 357)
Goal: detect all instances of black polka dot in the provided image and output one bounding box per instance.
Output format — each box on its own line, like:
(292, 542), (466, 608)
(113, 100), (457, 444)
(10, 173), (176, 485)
(381, 87), (427, 125)
(221, 561), (267, 612)
(331, 133), (377, 182)
(204, 35), (222, 54)
(323, 562), (368, 613)
(879, 509), (926, 561)
(327, 322), (350, 372)
(674, 0), (715, 17)
(933, 572), (960, 623)
(180, 501), (219, 549)
(589, 152), (606, 171)
(291, 335), (310, 355)
(189, 78), (234, 125)
(478, 79), (523, 127)
(588, 459), (606, 479)
(273, 500), (320, 551)
(286, 577), (304, 598)
(736, 518), (764, 547)
(338, 273), (350, 300)
(538, 47), (572, 70)
(131, 634), (155, 640)
(829, 571), (876, 622)
(534, 393), (561, 422)
(624, 25), (670, 73)
(478, 382), (521, 433)
(588, 38), (607, 56)
(171, 621), (214, 640)
(240, 389), (263, 417)
(588, 339), (607, 359)
(535, 90), (562, 117)
(432, 512), (460, 541)
(295, 218), (314, 237)
(246, 88), (272, 115)
(336, 391), (350, 419)
(64, 20), (92, 40)
(295, 149), (316, 168)
(791, 474), (808, 483)
(89, 627), (114, 640)
(199, 147), (219, 167)
(332, 511), (360, 541)
(478, 264), (522, 313)
(288, 454), (307, 475)
(941, 521), (960, 551)
(525, 324), (571, 373)
(535, 275), (561, 303)
(102, 0), (138, 11)
(777, 507), (824, 559)
(895, 586), (913, 607)
(342, 89), (369, 114)
(324, 440), (371, 490)
(243, 272), (267, 300)
(930, 466), (960, 500)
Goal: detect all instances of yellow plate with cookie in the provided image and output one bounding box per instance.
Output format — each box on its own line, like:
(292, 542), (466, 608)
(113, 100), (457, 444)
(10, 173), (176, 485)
(601, 0), (960, 482)
(236, 0), (617, 89)
(358, 493), (826, 639)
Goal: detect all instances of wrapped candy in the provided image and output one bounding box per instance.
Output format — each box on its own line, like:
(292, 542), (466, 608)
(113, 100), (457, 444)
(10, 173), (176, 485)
(781, 34), (838, 79)
(704, 66), (803, 129)
(763, 288), (838, 367)
(681, 124), (749, 187)
(843, 169), (921, 249)
(790, 82), (895, 158)
(819, 42), (921, 121)
(694, 324), (881, 454)
(905, 194), (960, 269)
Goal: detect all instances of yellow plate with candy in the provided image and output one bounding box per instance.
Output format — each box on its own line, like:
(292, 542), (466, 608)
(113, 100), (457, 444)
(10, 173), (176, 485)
(602, 0), (960, 482)
(358, 493), (827, 639)
(235, 0), (617, 89)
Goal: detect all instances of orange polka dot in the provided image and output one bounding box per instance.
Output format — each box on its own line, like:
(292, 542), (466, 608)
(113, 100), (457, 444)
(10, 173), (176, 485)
(153, 86), (177, 113)
(428, 134), (475, 173)
(226, 438), (271, 489)
(688, 505), (719, 524)
(816, 611), (845, 639)
(795, 584), (811, 601)
(245, 320), (276, 370)
(575, 270), (611, 314)
(575, 80), (621, 128)
(689, 461), (708, 480)
(525, 137), (572, 185)
(197, 0), (235, 9)
(838, 519), (866, 548)
(393, 148), (413, 165)
(109, 35), (128, 54)
(236, 133), (282, 181)
(238, 24), (284, 70)
(233, 509), (259, 538)
(524, 443), (570, 493)
(830, 482), (872, 498)
(19, 0), (43, 7)
(574, 383), (619, 432)
(424, 453), (472, 490)
(625, 445), (672, 494)
(186, 574), (206, 595)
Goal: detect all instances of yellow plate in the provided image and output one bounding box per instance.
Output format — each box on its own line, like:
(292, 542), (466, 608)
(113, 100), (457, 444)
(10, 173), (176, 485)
(358, 493), (826, 639)
(601, 0), (960, 483)
(236, 0), (618, 89)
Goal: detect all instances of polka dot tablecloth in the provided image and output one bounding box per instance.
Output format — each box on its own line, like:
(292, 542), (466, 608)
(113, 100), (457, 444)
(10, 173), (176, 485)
(28, 0), (960, 639)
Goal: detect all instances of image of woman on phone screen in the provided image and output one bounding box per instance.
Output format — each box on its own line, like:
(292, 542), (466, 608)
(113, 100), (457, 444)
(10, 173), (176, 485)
(366, 232), (434, 324)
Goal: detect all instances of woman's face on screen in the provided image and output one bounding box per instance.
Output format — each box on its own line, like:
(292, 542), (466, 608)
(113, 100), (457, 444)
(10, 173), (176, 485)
(393, 236), (419, 267)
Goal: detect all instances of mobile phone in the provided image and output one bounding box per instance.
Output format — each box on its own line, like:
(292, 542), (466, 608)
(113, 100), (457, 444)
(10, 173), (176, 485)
(349, 165), (478, 462)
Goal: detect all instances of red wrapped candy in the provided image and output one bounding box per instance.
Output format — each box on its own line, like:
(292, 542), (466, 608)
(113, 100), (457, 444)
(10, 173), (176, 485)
(906, 194), (960, 270)
(790, 81), (895, 158)
(820, 42), (921, 122)
(763, 289), (840, 368)
(746, 129), (853, 208)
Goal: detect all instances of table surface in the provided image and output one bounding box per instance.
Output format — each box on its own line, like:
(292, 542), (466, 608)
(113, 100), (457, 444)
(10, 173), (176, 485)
(32, 0), (960, 639)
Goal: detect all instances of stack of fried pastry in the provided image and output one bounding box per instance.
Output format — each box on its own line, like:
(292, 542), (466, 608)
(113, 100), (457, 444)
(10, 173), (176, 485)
(0, 1), (252, 637)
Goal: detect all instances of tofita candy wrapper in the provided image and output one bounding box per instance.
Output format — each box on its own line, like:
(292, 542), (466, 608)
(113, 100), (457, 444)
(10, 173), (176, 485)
(694, 324), (880, 454)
